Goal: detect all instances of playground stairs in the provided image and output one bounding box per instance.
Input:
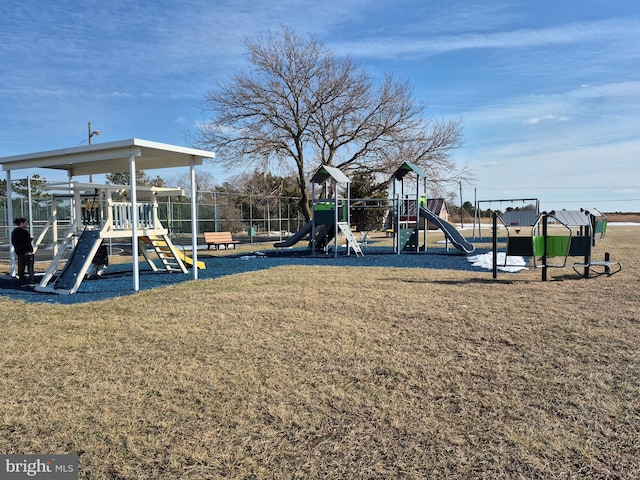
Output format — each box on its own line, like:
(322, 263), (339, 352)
(140, 235), (188, 273)
(337, 222), (364, 257)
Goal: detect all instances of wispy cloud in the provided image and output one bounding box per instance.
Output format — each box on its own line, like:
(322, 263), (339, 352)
(523, 114), (569, 125)
(332, 17), (640, 59)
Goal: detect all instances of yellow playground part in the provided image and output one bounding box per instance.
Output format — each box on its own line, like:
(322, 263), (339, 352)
(175, 248), (205, 269)
(140, 235), (206, 270)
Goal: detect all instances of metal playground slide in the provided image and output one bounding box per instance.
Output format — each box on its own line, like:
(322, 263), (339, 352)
(419, 207), (475, 254)
(273, 221), (313, 248)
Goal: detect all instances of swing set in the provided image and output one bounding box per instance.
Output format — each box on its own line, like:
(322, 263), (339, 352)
(473, 197), (540, 240)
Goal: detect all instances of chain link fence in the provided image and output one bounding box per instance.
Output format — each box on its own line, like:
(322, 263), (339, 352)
(1, 190), (307, 247)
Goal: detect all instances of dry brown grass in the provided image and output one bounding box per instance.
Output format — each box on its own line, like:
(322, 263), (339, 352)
(1, 227), (639, 479)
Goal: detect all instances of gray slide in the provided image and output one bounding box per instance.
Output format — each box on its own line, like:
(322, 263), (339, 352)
(419, 207), (475, 254)
(273, 221), (313, 248)
(54, 229), (102, 292)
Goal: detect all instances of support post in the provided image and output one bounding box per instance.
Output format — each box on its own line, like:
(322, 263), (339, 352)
(6, 170), (15, 276)
(541, 212), (548, 282)
(190, 157), (198, 280)
(27, 176), (34, 238)
(492, 212), (498, 280)
(333, 179), (338, 258)
(130, 154), (139, 292)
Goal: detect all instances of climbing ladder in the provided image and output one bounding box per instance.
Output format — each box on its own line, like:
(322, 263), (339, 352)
(337, 222), (363, 257)
(139, 235), (188, 273)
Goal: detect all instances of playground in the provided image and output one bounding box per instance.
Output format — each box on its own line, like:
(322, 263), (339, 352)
(1, 155), (627, 304)
(1, 224), (638, 478)
(1, 140), (638, 477)
(0, 215), (631, 305)
(0, 154), (629, 304)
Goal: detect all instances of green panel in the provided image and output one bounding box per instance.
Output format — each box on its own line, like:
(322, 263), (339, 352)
(313, 202), (335, 211)
(399, 228), (418, 251)
(532, 235), (570, 257)
(595, 220), (607, 235)
(313, 204), (346, 224)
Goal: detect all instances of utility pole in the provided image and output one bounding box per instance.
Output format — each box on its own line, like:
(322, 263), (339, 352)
(459, 180), (463, 228)
(87, 122), (101, 182)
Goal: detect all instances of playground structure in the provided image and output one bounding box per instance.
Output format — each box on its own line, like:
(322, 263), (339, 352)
(30, 182), (204, 294)
(1, 138), (215, 293)
(391, 162), (474, 254)
(492, 208), (621, 280)
(274, 165), (363, 257)
(274, 162), (475, 256)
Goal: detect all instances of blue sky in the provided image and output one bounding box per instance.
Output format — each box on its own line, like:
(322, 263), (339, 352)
(1, 0), (639, 212)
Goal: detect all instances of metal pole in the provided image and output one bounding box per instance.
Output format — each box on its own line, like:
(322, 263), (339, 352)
(213, 191), (218, 231)
(6, 170), (16, 276)
(88, 122), (94, 183)
(459, 180), (463, 229)
(130, 154), (140, 292)
(311, 181), (316, 256)
(422, 176), (427, 252)
(492, 212), (498, 280)
(27, 176), (34, 238)
(249, 193), (253, 244)
(333, 180), (340, 258)
(267, 196), (271, 240)
(542, 212), (548, 282)
(278, 196), (282, 242)
(190, 158), (198, 280)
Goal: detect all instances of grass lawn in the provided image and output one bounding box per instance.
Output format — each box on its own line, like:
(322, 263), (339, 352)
(1, 225), (639, 479)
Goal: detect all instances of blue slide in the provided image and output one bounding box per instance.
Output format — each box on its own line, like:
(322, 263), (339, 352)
(419, 207), (475, 254)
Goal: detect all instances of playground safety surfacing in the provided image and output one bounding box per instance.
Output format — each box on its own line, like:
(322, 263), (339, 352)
(0, 245), (485, 305)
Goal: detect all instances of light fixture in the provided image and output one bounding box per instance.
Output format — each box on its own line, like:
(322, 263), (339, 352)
(87, 121), (101, 182)
(88, 122), (101, 145)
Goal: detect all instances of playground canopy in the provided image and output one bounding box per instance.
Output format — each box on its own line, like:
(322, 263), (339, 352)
(391, 162), (426, 180)
(1, 138), (215, 292)
(0, 138), (213, 176)
(310, 165), (351, 185)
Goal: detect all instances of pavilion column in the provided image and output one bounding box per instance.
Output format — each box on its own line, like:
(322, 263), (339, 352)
(190, 157), (198, 280)
(130, 154), (140, 292)
(6, 170), (15, 276)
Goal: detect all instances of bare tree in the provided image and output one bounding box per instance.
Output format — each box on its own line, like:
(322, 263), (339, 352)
(105, 171), (160, 187)
(195, 27), (468, 221)
(170, 170), (217, 202)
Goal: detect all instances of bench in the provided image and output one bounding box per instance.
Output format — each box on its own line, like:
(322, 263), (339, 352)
(204, 231), (240, 250)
